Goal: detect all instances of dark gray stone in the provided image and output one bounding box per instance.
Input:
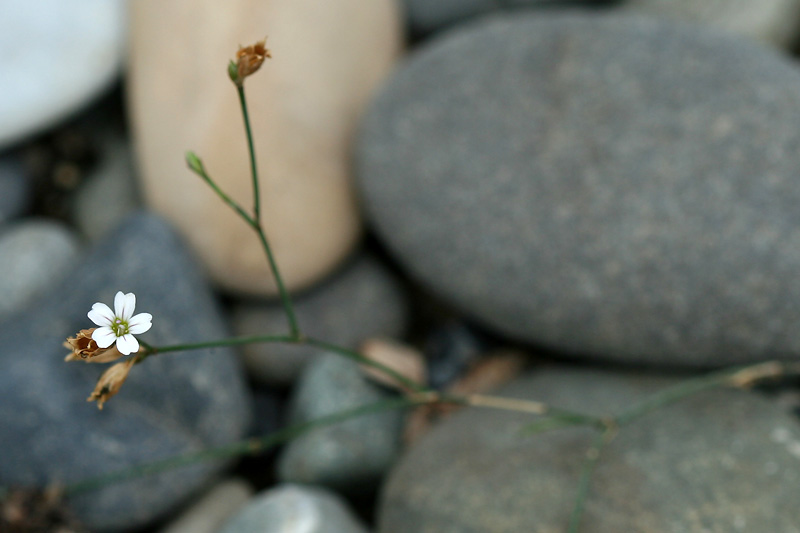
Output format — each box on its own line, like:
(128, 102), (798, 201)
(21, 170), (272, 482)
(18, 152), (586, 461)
(620, 0), (800, 48)
(0, 212), (252, 531)
(357, 12), (800, 367)
(0, 219), (82, 320)
(379, 367), (800, 532)
(232, 254), (408, 386)
(219, 484), (368, 533)
(0, 155), (31, 223)
(277, 353), (405, 495)
(403, 0), (610, 37)
(72, 132), (143, 243)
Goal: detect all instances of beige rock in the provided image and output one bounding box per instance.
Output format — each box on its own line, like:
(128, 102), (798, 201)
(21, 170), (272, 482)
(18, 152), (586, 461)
(128, 0), (402, 295)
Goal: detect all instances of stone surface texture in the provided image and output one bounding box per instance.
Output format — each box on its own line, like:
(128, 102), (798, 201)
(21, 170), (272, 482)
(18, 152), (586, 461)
(357, 12), (800, 367)
(0, 213), (251, 531)
(379, 367), (800, 532)
(128, 0), (402, 295)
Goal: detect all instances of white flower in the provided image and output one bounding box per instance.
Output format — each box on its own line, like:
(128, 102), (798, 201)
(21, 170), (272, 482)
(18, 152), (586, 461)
(88, 291), (152, 356)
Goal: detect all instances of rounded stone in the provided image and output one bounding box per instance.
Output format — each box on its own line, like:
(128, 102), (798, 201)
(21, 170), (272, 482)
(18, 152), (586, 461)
(0, 213), (252, 531)
(357, 12), (800, 367)
(379, 367), (800, 532)
(0, 219), (81, 319)
(0, 1), (126, 149)
(219, 484), (368, 533)
(128, 0), (402, 295)
(277, 353), (405, 495)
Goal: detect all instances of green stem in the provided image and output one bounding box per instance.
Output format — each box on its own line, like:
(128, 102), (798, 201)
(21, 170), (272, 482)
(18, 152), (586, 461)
(567, 428), (615, 533)
(186, 158), (255, 227)
(143, 334), (296, 355)
(140, 334), (426, 394)
(253, 226), (301, 339)
(614, 362), (781, 427)
(304, 337), (425, 393)
(235, 84), (300, 339)
(237, 85), (260, 223)
(62, 396), (426, 497)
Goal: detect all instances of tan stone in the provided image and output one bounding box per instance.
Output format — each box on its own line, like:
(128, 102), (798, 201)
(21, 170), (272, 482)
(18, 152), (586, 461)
(127, 0), (402, 295)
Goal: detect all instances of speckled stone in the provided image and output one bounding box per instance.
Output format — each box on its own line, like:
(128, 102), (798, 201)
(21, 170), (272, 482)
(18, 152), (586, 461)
(357, 12), (800, 367)
(0, 212), (252, 531)
(277, 353), (405, 495)
(379, 367), (800, 532)
(219, 484), (369, 533)
(232, 254), (408, 386)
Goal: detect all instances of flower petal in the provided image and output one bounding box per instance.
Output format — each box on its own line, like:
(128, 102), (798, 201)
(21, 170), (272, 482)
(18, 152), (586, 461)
(92, 327), (117, 348)
(115, 292), (137, 320)
(88, 303), (114, 326)
(113, 291), (125, 317)
(116, 334), (139, 356)
(128, 313), (152, 334)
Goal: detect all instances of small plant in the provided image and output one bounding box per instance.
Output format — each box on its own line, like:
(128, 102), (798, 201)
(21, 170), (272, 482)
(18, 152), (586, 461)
(3, 38), (798, 533)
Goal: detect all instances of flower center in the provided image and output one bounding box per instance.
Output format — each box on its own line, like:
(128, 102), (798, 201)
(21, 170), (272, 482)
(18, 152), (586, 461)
(111, 317), (130, 337)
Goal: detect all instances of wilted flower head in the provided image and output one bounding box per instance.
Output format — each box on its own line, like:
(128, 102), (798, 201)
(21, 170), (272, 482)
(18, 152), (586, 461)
(87, 291), (152, 356)
(230, 38), (270, 86)
(87, 357), (136, 409)
(64, 328), (126, 363)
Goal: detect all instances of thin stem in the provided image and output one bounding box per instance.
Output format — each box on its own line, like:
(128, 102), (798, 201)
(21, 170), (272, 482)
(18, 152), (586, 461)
(62, 396), (426, 497)
(187, 160), (255, 227)
(235, 84), (300, 339)
(567, 427), (616, 533)
(142, 334), (296, 355)
(461, 394), (605, 428)
(614, 361), (800, 427)
(253, 226), (301, 339)
(304, 337), (426, 393)
(237, 85), (260, 223)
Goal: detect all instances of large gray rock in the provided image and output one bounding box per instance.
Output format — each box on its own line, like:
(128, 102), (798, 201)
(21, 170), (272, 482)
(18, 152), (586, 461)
(379, 367), (800, 532)
(277, 353), (405, 495)
(619, 0), (800, 48)
(0, 219), (82, 320)
(220, 484), (369, 533)
(232, 254), (408, 386)
(0, 212), (252, 531)
(357, 12), (800, 367)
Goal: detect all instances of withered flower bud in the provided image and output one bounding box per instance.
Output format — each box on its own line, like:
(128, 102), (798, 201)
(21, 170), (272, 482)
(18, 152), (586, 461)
(64, 328), (124, 363)
(230, 38), (270, 86)
(87, 358), (136, 410)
